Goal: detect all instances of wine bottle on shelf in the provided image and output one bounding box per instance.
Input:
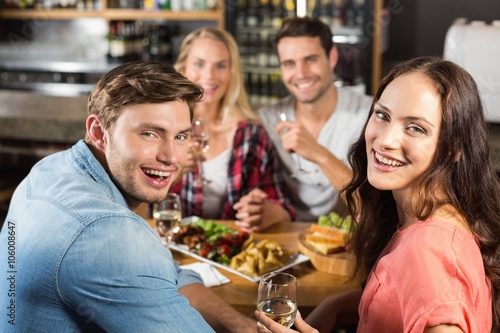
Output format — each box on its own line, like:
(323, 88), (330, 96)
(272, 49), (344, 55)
(246, 0), (259, 27)
(258, 0), (271, 27)
(237, 31), (250, 66)
(268, 33), (280, 68)
(236, 0), (248, 27)
(247, 32), (259, 66)
(331, 0), (345, 28)
(108, 21), (127, 63)
(269, 72), (282, 103)
(282, 0), (295, 19)
(133, 21), (144, 60)
(307, 0), (316, 17)
(318, 0), (332, 27)
(249, 72), (260, 107)
(259, 72), (270, 106)
(144, 24), (173, 62)
(157, 0), (170, 10)
(257, 30), (270, 67)
(270, 0), (283, 28)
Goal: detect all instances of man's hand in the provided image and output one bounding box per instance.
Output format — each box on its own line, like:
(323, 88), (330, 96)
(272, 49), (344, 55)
(275, 121), (321, 163)
(180, 283), (257, 333)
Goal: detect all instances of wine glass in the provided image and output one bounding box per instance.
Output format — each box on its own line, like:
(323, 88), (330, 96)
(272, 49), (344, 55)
(190, 116), (211, 186)
(153, 193), (182, 246)
(257, 272), (298, 331)
(279, 112), (311, 175)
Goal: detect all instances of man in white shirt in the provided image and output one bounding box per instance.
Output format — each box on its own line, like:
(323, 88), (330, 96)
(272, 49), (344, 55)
(258, 17), (373, 222)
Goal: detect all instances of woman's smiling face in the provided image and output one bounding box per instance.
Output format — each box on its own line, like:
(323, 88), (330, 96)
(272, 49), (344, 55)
(183, 37), (230, 107)
(365, 72), (442, 195)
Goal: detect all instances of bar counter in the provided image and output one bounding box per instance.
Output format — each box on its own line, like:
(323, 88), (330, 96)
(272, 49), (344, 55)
(0, 90), (87, 143)
(146, 218), (359, 320)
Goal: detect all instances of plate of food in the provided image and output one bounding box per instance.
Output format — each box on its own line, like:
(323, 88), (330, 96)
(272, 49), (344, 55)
(168, 217), (309, 282)
(297, 212), (356, 277)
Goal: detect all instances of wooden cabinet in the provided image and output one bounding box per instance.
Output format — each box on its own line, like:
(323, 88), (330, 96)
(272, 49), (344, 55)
(0, 1), (225, 28)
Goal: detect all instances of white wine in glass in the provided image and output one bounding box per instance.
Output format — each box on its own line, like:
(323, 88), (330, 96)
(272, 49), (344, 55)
(190, 116), (210, 186)
(153, 193), (182, 245)
(257, 272), (298, 330)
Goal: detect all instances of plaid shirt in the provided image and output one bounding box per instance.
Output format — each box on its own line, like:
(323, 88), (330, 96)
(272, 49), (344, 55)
(174, 120), (295, 220)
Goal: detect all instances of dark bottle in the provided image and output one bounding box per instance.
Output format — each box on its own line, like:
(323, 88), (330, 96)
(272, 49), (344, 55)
(107, 21), (127, 63)
(282, 0), (295, 19)
(145, 24), (173, 62)
(259, 72), (271, 106)
(249, 72), (260, 106)
(236, 0), (247, 27)
(318, 0), (332, 27)
(258, 0), (271, 27)
(237, 31), (250, 66)
(331, 0), (345, 28)
(246, 0), (259, 27)
(268, 72), (281, 102)
(247, 32), (259, 66)
(270, 0), (283, 28)
(257, 30), (270, 67)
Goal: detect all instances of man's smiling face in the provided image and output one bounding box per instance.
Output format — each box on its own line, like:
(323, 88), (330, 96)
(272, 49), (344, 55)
(277, 36), (336, 104)
(103, 101), (191, 208)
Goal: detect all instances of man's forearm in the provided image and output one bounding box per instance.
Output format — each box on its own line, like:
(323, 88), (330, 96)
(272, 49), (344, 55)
(180, 283), (257, 333)
(314, 147), (353, 192)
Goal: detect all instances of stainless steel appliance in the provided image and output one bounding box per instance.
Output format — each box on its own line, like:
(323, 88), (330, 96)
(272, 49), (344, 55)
(444, 18), (500, 123)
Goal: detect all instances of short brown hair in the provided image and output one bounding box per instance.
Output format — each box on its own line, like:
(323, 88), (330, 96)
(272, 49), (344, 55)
(275, 16), (334, 56)
(85, 60), (204, 144)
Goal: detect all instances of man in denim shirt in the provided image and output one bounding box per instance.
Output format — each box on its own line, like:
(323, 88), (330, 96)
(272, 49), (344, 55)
(0, 61), (256, 332)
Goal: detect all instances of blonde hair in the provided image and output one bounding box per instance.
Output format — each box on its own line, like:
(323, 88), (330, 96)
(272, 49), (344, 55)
(175, 27), (256, 124)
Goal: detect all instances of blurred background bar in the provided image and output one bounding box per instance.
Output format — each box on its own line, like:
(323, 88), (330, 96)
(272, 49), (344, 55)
(0, 0), (499, 222)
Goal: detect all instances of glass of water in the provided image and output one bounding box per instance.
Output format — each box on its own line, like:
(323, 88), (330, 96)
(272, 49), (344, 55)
(152, 193), (182, 246)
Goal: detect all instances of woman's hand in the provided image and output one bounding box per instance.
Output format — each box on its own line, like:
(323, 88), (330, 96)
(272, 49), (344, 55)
(255, 310), (318, 333)
(233, 189), (270, 232)
(233, 189), (291, 233)
(182, 149), (206, 175)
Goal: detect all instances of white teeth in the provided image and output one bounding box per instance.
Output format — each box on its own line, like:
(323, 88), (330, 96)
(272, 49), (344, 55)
(144, 169), (171, 177)
(375, 152), (403, 167)
(297, 81), (314, 89)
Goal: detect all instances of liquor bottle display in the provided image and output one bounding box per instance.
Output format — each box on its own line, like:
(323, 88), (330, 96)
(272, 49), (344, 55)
(235, 0), (371, 107)
(107, 21), (175, 64)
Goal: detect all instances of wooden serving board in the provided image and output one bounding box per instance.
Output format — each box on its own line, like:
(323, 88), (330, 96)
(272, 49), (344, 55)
(297, 229), (356, 277)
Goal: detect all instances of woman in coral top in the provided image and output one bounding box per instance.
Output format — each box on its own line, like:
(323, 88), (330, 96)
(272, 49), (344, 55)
(256, 57), (500, 332)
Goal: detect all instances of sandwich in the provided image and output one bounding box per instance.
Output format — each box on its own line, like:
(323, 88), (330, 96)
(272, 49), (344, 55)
(305, 212), (354, 255)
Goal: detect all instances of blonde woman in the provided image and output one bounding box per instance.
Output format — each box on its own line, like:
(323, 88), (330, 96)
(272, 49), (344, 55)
(173, 27), (295, 232)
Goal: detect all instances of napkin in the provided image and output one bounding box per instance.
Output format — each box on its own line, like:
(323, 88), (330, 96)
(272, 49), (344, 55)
(181, 262), (231, 288)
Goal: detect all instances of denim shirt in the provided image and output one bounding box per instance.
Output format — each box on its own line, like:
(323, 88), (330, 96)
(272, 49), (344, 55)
(0, 140), (214, 332)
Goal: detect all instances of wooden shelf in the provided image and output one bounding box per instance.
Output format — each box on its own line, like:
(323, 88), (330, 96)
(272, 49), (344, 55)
(0, 8), (104, 19)
(0, 8), (223, 26)
(104, 9), (222, 21)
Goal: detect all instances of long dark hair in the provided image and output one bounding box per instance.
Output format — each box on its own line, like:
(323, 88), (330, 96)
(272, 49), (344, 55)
(344, 56), (500, 330)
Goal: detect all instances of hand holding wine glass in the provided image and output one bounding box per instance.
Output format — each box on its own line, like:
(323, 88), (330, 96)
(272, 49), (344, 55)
(190, 116), (210, 186)
(278, 112), (311, 175)
(257, 272), (298, 331)
(153, 193), (182, 246)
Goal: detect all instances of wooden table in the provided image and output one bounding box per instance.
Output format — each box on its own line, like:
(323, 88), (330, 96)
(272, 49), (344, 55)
(147, 219), (359, 319)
